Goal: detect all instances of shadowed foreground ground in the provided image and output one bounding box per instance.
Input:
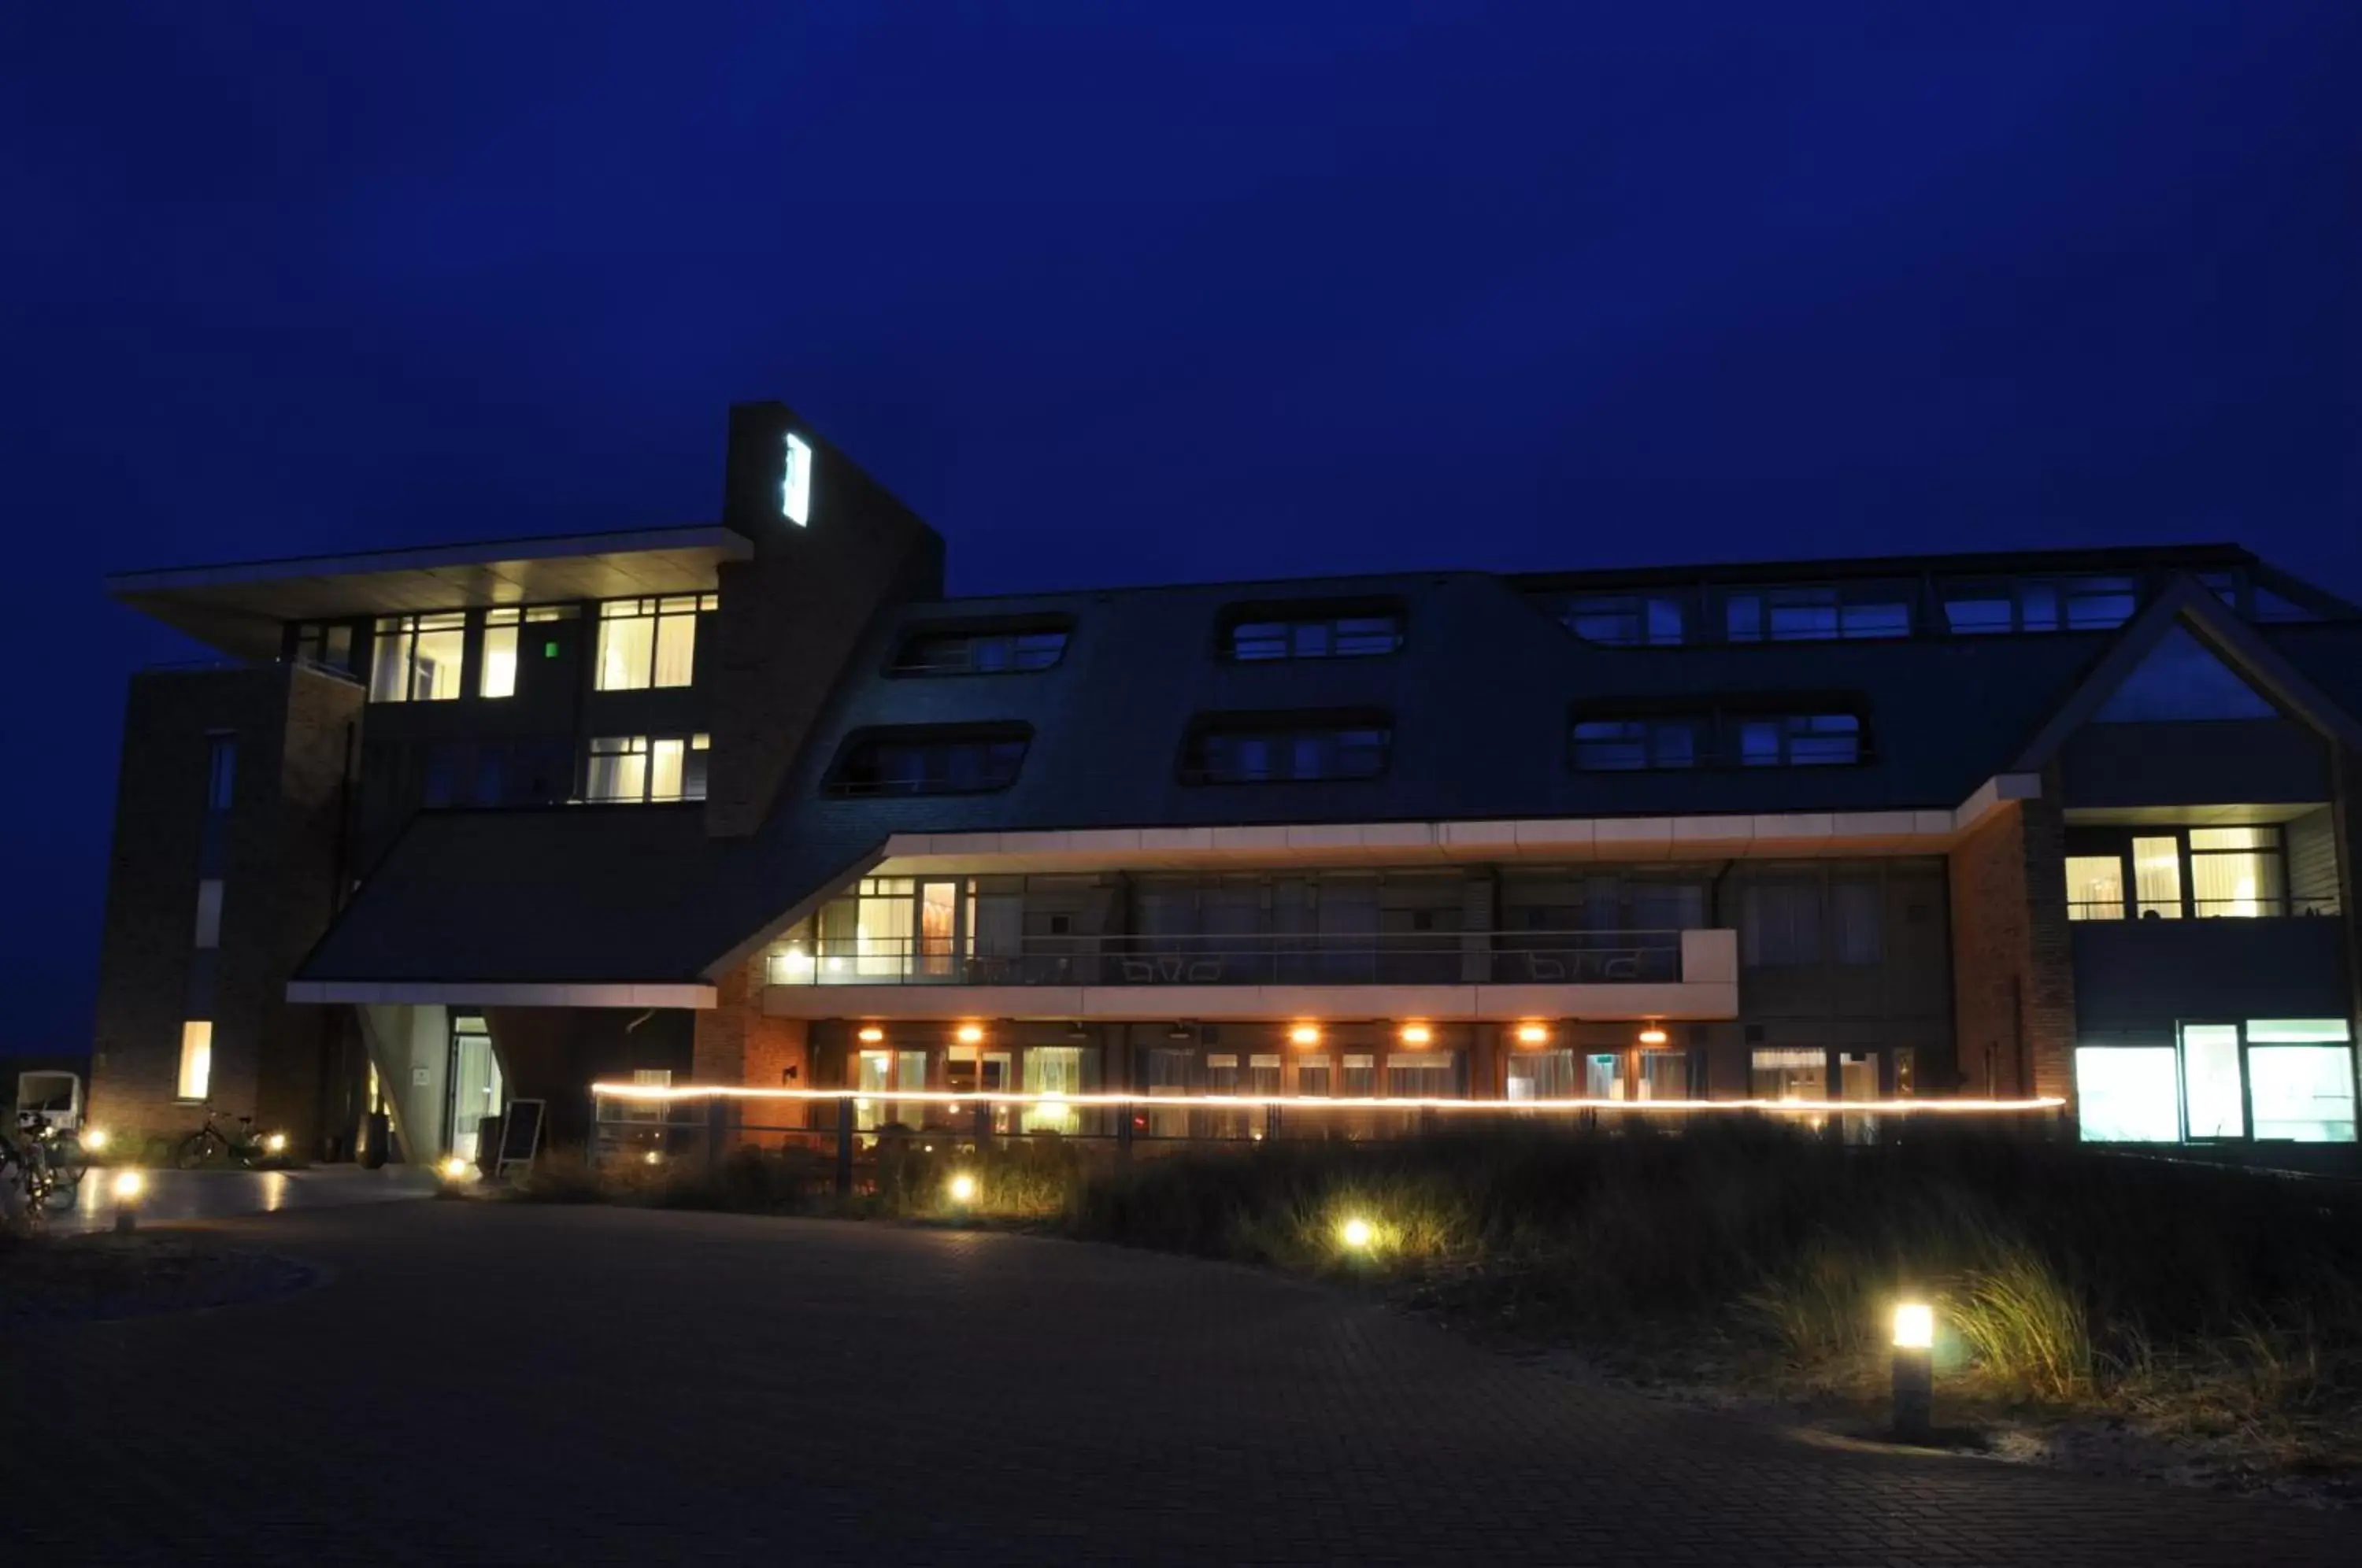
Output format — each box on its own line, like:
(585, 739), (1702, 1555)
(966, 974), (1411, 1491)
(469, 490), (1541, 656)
(8, 1202), (2349, 1565)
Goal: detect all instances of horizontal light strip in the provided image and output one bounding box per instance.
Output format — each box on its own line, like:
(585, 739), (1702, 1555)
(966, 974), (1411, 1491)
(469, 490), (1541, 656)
(590, 1082), (2064, 1115)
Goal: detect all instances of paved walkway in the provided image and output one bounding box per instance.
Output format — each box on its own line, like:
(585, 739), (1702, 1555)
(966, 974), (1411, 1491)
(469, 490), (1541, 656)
(46, 1164), (436, 1234)
(10, 1204), (2351, 1564)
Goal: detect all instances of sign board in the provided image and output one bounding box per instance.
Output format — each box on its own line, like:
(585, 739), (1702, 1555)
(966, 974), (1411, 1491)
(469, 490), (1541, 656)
(496, 1098), (546, 1175)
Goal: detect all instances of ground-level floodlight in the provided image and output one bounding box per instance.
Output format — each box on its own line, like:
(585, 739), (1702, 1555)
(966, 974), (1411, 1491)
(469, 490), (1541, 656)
(1892, 1300), (1935, 1443)
(439, 1155), (475, 1184)
(1339, 1216), (1375, 1252)
(948, 1172), (978, 1205)
(110, 1167), (145, 1234)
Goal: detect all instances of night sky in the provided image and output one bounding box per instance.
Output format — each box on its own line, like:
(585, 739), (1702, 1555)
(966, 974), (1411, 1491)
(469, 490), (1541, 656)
(3, 3), (2357, 1053)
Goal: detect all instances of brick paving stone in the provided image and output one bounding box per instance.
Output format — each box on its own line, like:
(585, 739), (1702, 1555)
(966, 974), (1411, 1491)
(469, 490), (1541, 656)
(6, 1203), (2352, 1565)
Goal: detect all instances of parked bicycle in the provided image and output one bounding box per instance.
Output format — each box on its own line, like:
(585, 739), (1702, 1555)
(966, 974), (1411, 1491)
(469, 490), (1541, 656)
(175, 1107), (268, 1170)
(2, 1111), (84, 1215)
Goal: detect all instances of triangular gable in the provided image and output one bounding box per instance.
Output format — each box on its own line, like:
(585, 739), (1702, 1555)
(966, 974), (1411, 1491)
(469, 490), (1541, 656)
(2090, 623), (2278, 723)
(2012, 575), (2362, 771)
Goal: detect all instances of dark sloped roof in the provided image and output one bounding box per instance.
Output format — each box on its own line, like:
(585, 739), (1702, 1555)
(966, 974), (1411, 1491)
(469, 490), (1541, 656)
(295, 557), (2362, 988)
(295, 805), (745, 984)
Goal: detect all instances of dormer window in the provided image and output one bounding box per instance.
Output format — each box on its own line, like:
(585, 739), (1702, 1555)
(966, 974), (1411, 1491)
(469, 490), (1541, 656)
(1219, 599), (1405, 661)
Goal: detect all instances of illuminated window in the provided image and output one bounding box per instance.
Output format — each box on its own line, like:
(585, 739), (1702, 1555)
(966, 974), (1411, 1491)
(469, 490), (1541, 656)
(1386, 1052), (1455, 1097)
(2188, 827), (2285, 917)
(782, 432), (813, 525)
(2064, 855), (2126, 920)
(2073, 1046), (2181, 1142)
(193, 879), (224, 949)
(1750, 1048), (1827, 1099)
(370, 612), (465, 702)
(176, 1020), (213, 1101)
(585, 734), (709, 803)
(2246, 1020), (2356, 1143)
(479, 608), (520, 698)
(2131, 836), (2184, 919)
(291, 621), (356, 672)
(1507, 1048), (1576, 1100)
(595, 596), (714, 691)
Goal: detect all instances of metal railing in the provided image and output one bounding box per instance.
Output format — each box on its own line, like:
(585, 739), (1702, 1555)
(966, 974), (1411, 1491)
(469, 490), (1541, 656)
(768, 930), (1686, 988)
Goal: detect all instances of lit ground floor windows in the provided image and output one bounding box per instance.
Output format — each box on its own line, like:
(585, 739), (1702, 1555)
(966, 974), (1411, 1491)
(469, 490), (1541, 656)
(2074, 1019), (2357, 1145)
(176, 1019), (213, 1101)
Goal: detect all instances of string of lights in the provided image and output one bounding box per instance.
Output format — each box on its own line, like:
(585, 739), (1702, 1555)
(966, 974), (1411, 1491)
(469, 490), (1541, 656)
(590, 1082), (2065, 1115)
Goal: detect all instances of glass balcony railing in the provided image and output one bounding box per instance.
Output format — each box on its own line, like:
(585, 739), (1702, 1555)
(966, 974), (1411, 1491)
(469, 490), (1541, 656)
(767, 930), (1687, 988)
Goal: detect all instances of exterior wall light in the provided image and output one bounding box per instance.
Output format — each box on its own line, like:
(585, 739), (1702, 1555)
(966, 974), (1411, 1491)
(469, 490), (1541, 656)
(1892, 1300), (1935, 1442)
(82, 1127), (111, 1152)
(1401, 1024), (1432, 1045)
(1289, 1024), (1321, 1047)
(263, 1132), (287, 1155)
(1515, 1023), (1549, 1045)
(956, 1024), (985, 1045)
(857, 1026), (885, 1044)
(1637, 1024), (1669, 1046)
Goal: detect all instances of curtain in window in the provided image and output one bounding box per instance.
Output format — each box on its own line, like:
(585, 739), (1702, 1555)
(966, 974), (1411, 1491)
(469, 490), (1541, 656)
(2132, 837), (2183, 919)
(1740, 882), (1823, 966)
(1831, 881), (1883, 964)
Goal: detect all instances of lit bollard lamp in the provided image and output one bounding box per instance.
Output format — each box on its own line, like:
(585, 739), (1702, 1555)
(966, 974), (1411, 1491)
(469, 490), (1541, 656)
(1891, 1300), (1935, 1443)
(110, 1168), (146, 1235)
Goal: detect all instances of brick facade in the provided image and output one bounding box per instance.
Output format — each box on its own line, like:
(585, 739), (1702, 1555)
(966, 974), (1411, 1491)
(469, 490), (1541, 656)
(90, 663), (361, 1150)
(1947, 785), (2078, 1104)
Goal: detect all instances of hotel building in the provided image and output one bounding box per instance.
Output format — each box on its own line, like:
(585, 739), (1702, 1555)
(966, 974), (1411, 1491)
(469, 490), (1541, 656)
(87, 402), (2362, 1160)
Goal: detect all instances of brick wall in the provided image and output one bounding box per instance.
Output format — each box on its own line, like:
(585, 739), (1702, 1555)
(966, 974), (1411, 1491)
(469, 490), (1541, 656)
(690, 959), (809, 1144)
(1947, 785), (2077, 1104)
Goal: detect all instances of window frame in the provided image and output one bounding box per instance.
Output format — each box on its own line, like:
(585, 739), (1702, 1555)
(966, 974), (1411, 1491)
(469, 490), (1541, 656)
(583, 733), (712, 804)
(825, 725), (1035, 798)
(1178, 712), (1395, 786)
(888, 619), (1074, 679)
(594, 594), (716, 693)
(1567, 703), (1868, 772)
(1215, 600), (1407, 664)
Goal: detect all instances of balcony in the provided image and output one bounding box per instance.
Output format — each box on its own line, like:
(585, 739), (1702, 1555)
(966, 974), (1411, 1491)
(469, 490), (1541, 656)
(763, 929), (1741, 1023)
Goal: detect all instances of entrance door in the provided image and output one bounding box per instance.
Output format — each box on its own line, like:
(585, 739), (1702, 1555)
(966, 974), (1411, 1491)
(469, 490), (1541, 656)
(445, 1014), (503, 1160)
(1838, 1051), (1879, 1144)
(1584, 1052), (1622, 1099)
(2179, 1023), (2246, 1140)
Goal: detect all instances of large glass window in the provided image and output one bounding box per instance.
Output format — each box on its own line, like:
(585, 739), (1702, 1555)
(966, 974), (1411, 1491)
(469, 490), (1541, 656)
(2074, 1046), (2181, 1142)
(2064, 855), (2126, 921)
(1507, 1048), (1577, 1100)
(291, 621), (357, 672)
(595, 595), (713, 691)
(1751, 1047), (1826, 1100)
(585, 734), (709, 803)
(827, 728), (1031, 796)
(1739, 882), (1823, 967)
(2246, 1021), (2356, 1142)
(1572, 708), (1862, 771)
(370, 612), (465, 702)
(2179, 1023), (2246, 1138)
(1225, 608), (1403, 661)
(1185, 721), (1390, 784)
(2188, 827), (2285, 917)
(479, 608), (520, 699)
(2132, 836), (2184, 919)
(1560, 594), (1686, 646)
(1723, 583), (1912, 642)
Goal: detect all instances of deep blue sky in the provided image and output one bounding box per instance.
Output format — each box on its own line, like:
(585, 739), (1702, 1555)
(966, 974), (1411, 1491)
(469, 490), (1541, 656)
(3, 3), (2357, 1052)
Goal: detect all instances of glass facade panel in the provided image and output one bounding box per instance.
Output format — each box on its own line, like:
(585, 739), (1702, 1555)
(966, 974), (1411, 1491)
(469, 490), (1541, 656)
(2074, 1046), (2181, 1142)
(2247, 1046), (2357, 1142)
(2132, 837), (2183, 919)
(1507, 1048), (1575, 1100)
(479, 609), (519, 698)
(2179, 1023), (2245, 1139)
(1751, 1047), (1825, 1098)
(2065, 855), (2125, 921)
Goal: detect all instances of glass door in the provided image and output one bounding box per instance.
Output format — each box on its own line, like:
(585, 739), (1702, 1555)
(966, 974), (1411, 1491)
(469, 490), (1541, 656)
(445, 1014), (503, 1161)
(856, 1048), (927, 1132)
(1584, 1052), (1623, 1099)
(916, 882), (962, 979)
(2179, 1023), (2246, 1140)
(1838, 1051), (1879, 1145)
